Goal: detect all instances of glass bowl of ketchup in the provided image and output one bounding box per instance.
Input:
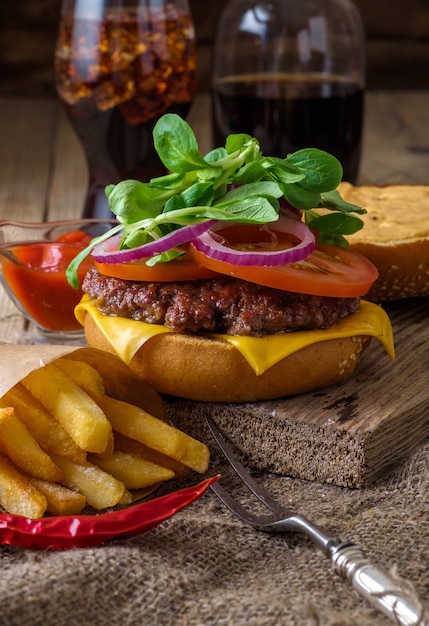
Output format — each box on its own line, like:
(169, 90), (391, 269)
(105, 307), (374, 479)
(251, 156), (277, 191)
(0, 219), (116, 345)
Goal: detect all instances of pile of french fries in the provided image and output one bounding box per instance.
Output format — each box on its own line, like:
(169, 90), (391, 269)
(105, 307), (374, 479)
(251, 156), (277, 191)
(0, 355), (210, 519)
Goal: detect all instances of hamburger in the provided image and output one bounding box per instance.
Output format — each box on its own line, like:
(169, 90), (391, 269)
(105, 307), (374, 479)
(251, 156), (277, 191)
(69, 114), (394, 402)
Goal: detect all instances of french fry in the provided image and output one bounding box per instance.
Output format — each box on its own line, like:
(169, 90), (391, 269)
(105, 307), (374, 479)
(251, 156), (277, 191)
(113, 432), (189, 478)
(51, 454), (128, 510)
(64, 350), (168, 420)
(95, 430), (115, 459)
(0, 454), (47, 519)
(52, 364), (113, 458)
(98, 396), (210, 474)
(0, 383), (86, 463)
(54, 358), (105, 400)
(0, 351), (211, 518)
(21, 363), (112, 454)
(89, 451), (175, 490)
(0, 407), (63, 482)
(132, 484), (162, 502)
(118, 489), (133, 506)
(27, 476), (87, 516)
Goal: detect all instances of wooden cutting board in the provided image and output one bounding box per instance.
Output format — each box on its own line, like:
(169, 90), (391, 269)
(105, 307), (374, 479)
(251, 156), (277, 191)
(165, 297), (429, 487)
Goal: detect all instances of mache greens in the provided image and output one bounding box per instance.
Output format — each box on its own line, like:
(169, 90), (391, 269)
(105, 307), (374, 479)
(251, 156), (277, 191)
(67, 113), (365, 288)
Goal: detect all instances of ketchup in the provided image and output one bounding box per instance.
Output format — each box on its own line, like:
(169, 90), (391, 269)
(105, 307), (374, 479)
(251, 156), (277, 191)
(1, 231), (93, 332)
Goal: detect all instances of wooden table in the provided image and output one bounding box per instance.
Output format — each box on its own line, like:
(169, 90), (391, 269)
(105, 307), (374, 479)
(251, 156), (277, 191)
(0, 91), (428, 626)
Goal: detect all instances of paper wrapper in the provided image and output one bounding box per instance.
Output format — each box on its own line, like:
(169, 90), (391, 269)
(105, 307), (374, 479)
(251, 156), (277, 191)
(0, 342), (79, 397)
(0, 341), (166, 419)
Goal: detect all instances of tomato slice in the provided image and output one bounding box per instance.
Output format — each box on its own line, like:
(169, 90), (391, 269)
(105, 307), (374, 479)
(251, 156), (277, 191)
(188, 233), (378, 298)
(94, 250), (220, 282)
(94, 223), (378, 297)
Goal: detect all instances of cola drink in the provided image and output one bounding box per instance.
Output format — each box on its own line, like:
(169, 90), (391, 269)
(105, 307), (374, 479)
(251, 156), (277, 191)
(55, 5), (197, 218)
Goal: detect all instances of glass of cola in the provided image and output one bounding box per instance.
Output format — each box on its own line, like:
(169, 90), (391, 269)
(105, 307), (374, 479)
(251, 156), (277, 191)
(212, 0), (365, 184)
(54, 0), (197, 218)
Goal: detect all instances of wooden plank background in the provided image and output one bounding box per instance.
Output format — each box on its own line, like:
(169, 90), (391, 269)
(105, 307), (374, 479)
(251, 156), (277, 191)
(0, 0), (428, 97)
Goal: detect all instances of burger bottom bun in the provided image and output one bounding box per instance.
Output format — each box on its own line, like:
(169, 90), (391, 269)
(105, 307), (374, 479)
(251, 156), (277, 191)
(83, 314), (371, 402)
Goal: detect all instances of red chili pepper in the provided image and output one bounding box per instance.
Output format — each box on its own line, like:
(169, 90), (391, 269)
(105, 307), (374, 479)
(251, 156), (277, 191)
(0, 475), (218, 550)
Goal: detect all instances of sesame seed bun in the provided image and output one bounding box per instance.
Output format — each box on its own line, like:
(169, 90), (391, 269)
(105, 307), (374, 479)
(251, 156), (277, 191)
(338, 183), (429, 301)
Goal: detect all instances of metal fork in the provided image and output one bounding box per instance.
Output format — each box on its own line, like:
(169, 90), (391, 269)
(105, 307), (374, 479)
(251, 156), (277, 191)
(205, 415), (429, 626)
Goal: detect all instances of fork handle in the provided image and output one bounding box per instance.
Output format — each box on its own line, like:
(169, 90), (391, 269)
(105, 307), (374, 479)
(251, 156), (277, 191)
(330, 542), (429, 626)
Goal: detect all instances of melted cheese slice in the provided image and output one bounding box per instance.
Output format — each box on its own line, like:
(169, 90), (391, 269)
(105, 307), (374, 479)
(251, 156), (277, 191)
(75, 297), (394, 376)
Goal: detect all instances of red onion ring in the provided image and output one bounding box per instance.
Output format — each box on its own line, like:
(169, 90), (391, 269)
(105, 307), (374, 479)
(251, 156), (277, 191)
(91, 220), (218, 264)
(191, 216), (315, 266)
(278, 198), (302, 220)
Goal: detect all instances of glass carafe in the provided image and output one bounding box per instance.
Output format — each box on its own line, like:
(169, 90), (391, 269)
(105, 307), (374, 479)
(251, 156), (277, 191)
(212, 0), (365, 183)
(55, 0), (197, 218)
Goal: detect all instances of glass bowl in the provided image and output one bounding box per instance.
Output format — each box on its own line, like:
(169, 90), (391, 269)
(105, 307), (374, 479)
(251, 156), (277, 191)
(0, 219), (116, 345)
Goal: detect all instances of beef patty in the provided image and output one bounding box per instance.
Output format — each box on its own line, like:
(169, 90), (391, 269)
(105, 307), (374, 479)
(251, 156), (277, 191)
(82, 266), (360, 336)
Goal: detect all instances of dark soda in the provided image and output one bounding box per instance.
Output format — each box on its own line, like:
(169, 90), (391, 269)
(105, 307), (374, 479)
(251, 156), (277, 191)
(212, 73), (364, 184)
(55, 7), (197, 218)
(61, 98), (192, 218)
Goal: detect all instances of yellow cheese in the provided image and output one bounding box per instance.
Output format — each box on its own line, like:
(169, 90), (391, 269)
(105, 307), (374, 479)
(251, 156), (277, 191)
(75, 296), (394, 376)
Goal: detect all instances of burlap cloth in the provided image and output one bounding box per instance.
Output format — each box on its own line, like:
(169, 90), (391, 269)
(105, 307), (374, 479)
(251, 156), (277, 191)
(0, 424), (428, 626)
